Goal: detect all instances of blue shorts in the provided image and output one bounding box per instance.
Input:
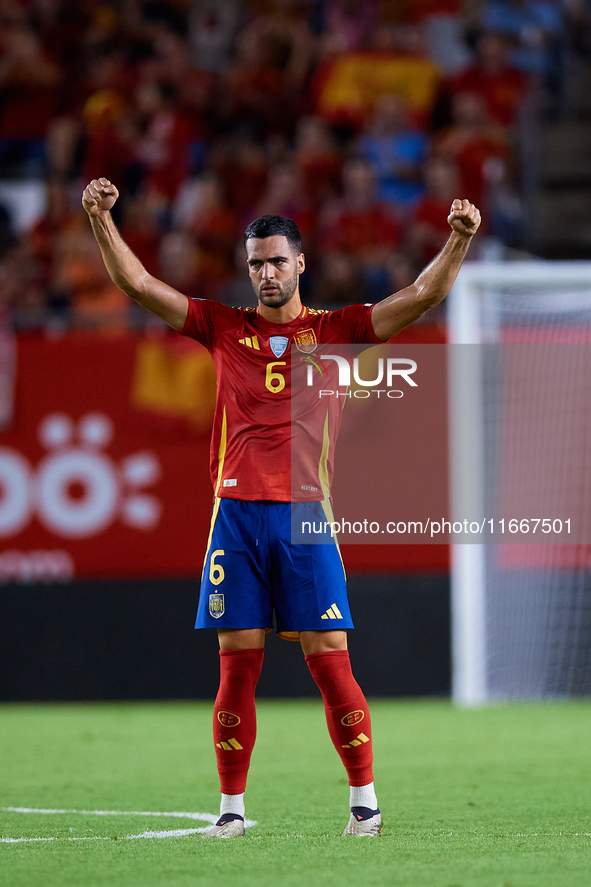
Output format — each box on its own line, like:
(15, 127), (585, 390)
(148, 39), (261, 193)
(195, 499), (352, 640)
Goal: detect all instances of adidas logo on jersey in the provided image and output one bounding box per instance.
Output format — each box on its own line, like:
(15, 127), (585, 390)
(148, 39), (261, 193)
(321, 603), (343, 620)
(216, 738), (244, 751)
(239, 335), (260, 350)
(341, 733), (370, 749)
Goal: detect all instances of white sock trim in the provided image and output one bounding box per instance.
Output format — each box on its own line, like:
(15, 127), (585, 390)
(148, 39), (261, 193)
(220, 792), (245, 818)
(349, 781), (378, 810)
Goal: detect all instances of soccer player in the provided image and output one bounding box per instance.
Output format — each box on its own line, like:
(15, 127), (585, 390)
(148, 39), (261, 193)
(82, 177), (481, 838)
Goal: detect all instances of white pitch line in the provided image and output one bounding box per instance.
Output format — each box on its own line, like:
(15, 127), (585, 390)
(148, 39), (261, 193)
(0, 807), (257, 843)
(126, 828), (209, 839)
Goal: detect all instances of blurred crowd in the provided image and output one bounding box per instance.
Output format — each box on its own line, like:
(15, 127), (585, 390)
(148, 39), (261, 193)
(0, 0), (587, 332)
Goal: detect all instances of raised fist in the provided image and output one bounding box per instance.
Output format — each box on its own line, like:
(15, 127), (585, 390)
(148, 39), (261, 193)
(82, 178), (119, 216)
(447, 199), (481, 238)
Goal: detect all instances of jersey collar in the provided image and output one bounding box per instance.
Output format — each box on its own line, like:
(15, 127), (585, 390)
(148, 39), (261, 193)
(255, 304), (308, 326)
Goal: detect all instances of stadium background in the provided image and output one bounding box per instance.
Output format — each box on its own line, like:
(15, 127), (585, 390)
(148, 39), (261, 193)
(0, 0), (589, 703)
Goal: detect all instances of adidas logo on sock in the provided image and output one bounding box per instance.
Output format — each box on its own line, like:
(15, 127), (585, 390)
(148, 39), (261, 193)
(216, 738), (243, 751)
(341, 733), (370, 749)
(321, 603), (343, 620)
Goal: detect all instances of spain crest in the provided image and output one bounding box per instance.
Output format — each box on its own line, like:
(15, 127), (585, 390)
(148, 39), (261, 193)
(341, 710), (365, 727)
(209, 593), (225, 618)
(293, 328), (317, 354)
(217, 710), (241, 727)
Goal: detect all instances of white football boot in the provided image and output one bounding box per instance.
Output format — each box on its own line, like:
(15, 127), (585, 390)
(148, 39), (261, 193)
(202, 814), (245, 838)
(342, 808), (383, 836)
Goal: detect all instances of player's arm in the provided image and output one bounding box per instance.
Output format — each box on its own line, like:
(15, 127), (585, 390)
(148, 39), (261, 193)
(371, 199), (481, 341)
(82, 178), (189, 331)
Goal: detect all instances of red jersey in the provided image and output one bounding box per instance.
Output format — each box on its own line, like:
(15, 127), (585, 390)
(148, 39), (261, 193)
(181, 299), (381, 501)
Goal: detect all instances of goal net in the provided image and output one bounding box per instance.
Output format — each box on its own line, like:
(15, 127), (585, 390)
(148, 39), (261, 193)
(448, 262), (591, 704)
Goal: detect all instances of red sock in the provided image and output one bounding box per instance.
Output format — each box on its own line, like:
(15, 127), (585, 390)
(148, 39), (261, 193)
(213, 648), (264, 795)
(306, 650), (374, 786)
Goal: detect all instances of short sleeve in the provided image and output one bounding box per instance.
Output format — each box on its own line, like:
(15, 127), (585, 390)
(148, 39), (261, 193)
(179, 297), (217, 351)
(327, 303), (382, 345)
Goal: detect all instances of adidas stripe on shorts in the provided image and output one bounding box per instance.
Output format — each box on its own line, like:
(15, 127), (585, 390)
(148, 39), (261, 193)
(195, 499), (352, 640)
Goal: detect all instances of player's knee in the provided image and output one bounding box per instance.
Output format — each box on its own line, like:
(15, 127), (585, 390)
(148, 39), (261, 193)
(300, 629), (347, 655)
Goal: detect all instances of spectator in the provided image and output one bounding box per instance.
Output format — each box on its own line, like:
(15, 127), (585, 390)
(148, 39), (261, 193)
(321, 158), (402, 299)
(255, 162), (316, 250)
(322, 0), (380, 52)
(158, 230), (200, 300)
(0, 239), (47, 330)
(406, 0), (471, 74)
(188, 174), (241, 301)
(214, 138), (269, 219)
(295, 116), (343, 209)
(432, 90), (511, 211)
(49, 45), (134, 179)
(358, 93), (428, 209)
(482, 0), (564, 76)
(443, 31), (528, 127)
(188, 0), (242, 74)
(81, 88), (138, 194)
(26, 178), (77, 291)
(409, 156), (462, 265)
(221, 27), (298, 139)
(119, 193), (162, 278)
(322, 158), (401, 254)
(55, 227), (130, 334)
(0, 20), (61, 175)
(221, 242), (258, 307)
(133, 79), (195, 202)
(313, 250), (365, 304)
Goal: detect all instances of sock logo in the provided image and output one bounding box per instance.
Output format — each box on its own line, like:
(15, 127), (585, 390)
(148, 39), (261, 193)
(341, 732), (370, 749)
(341, 710), (365, 727)
(217, 711), (241, 727)
(216, 738), (243, 751)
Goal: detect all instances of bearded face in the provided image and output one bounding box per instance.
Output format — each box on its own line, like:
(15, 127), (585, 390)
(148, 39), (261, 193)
(245, 235), (304, 312)
(255, 264), (299, 307)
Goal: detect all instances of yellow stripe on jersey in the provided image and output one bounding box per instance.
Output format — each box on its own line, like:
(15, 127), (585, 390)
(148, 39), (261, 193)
(214, 407), (228, 497)
(318, 410), (331, 500)
(321, 497), (346, 580)
(201, 496), (221, 580)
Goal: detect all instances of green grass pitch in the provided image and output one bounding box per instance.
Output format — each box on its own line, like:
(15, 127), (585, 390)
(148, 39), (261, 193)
(1, 700), (590, 887)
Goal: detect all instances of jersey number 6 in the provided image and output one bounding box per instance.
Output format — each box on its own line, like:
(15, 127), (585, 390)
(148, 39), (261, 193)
(265, 361), (286, 393)
(209, 549), (225, 585)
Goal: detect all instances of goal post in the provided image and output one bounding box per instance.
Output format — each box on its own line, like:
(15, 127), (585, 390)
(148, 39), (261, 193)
(448, 261), (591, 705)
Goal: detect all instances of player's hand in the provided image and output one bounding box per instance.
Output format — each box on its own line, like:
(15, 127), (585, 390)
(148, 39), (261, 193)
(447, 199), (481, 238)
(82, 178), (119, 216)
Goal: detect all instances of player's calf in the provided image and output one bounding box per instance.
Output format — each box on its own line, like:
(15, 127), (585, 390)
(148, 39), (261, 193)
(306, 649), (381, 834)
